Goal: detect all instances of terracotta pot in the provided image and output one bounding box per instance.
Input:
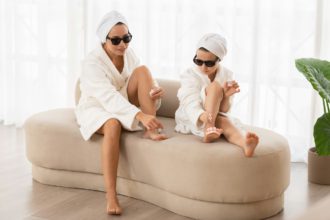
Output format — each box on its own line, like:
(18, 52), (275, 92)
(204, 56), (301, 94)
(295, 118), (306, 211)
(308, 147), (330, 184)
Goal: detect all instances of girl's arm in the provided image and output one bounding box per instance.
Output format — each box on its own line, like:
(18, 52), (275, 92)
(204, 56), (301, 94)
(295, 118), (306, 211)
(220, 80), (240, 113)
(219, 96), (231, 113)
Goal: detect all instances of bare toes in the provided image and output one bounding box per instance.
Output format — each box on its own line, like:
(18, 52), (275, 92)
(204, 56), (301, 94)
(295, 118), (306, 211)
(106, 193), (122, 215)
(244, 132), (259, 157)
(154, 133), (168, 141)
(203, 127), (222, 143)
(144, 131), (168, 141)
(107, 205), (122, 215)
(246, 132), (254, 138)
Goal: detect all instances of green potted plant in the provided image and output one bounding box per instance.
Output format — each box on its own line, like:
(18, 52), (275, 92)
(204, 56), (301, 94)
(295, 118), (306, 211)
(295, 58), (330, 184)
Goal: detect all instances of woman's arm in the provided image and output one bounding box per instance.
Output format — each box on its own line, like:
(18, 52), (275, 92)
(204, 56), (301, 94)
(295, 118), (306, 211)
(81, 62), (140, 129)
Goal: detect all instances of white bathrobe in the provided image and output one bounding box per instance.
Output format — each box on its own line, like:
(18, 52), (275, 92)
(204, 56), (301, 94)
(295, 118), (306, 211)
(175, 66), (234, 137)
(76, 45), (148, 140)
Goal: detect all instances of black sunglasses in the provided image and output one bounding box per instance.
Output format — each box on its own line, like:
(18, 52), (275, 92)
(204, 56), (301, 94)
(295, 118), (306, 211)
(106, 32), (132, 45)
(193, 55), (220, 67)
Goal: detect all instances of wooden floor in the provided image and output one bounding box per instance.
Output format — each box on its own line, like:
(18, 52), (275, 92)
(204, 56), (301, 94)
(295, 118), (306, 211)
(1, 124), (330, 220)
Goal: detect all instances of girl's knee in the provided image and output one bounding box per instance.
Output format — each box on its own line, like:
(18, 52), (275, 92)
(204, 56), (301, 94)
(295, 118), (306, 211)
(210, 81), (222, 89)
(206, 81), (222, 95)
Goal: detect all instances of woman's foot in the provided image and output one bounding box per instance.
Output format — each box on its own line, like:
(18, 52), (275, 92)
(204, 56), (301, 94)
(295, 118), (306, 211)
(244, 132), (259, 157)
(203, 126), (223, 143)
(143, 129), (168, 141)
(106, 193), (122, 215)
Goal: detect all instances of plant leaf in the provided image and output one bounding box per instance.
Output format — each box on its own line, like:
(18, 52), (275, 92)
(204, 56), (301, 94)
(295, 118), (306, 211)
(314, 113), (330, 155)
(295, 58), (330, 103)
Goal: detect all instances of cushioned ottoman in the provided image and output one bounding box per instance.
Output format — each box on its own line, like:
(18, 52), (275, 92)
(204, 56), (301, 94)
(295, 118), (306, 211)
(25, 79), (290, 220)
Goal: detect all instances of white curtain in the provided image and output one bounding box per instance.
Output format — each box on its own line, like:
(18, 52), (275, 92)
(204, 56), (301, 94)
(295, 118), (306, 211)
(1, 0), (329, 162)
(0, 0), (84, 125)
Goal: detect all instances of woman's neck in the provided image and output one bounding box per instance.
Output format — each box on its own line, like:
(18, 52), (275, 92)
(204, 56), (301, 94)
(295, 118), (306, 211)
(103, 44), (124, 72)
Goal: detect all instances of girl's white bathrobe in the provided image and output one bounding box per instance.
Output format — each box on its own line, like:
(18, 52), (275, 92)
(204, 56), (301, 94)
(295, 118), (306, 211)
(76, 45), (152, 140)
(175, 66), (234, 137)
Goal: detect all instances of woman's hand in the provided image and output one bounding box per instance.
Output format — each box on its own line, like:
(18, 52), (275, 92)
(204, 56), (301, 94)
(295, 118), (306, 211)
(135, 112), (164, 130)
(223, 80), (240, 97)
(149, 86), (164, 100)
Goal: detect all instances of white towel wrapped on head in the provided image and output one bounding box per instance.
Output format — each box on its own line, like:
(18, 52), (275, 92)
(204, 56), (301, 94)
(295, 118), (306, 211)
(196, 33), (227, 60)
(96, 10), (128, 43)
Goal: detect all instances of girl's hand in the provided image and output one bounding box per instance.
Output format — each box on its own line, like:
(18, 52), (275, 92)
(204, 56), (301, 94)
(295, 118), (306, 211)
(223, 80), (240, 97)
(149, 86), (164, 100)
(136, 112), (163, 130)
(199, 111), (214, 124)
(199, 111), (208, 124)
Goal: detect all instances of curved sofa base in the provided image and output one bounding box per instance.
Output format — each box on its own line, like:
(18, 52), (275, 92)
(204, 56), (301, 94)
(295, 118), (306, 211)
(32, 165), (283, 220)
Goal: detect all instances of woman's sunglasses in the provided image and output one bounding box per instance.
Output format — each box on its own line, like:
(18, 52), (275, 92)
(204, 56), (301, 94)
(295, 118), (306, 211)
(193, 55), (220, 67)
(106, 33), (132, 45)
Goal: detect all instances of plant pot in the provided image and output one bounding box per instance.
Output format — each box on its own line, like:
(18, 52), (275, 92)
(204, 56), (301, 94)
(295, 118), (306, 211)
(308, 147), (330, 184)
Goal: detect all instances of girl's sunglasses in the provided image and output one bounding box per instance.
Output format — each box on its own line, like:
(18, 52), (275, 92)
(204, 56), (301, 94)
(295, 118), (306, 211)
(193, 55), (220, 67)
(106, 33), (132, 45)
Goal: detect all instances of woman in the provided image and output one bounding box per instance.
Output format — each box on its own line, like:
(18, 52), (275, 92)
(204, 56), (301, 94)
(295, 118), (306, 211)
(75, 11), (167, 215)
(175, 33), (259, 157)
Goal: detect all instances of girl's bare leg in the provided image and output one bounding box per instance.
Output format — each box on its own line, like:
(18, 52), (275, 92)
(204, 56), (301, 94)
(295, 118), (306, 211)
(127, 65), (167, 140)
(203, 81), (223, 142)
(97, 119), (122, 215)
(215, 116), (259, 157)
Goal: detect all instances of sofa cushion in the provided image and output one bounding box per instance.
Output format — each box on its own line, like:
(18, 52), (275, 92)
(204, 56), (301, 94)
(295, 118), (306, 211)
(25, 108), (290, 204)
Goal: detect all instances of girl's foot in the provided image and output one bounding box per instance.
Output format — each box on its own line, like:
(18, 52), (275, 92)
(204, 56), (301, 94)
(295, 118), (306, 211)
(203, 127), (223, 143)
(143, 129), (167, 141)
(106, 192), (122, 215)
(244, 132), (259, 157)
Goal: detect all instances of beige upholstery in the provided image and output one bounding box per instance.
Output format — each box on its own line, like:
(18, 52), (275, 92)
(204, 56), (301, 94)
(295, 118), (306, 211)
(25, 79), (290, 220)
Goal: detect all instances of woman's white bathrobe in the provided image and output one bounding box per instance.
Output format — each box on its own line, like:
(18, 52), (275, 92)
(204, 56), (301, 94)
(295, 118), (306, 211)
(76, 45), (153, 140)
(175, 66), (234, 137)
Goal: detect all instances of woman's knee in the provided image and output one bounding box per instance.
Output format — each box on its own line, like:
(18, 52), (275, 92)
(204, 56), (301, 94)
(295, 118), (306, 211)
(132, 65), (152, 79)
(134, 65), (148, 72)
(103, 119), (122, 136)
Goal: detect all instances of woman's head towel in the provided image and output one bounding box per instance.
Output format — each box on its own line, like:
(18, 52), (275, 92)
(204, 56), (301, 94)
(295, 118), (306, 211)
(96, 10), (128, 43)
(196, 33), (227, 60)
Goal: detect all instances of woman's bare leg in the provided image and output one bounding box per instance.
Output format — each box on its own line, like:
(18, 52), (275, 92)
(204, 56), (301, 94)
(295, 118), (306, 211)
(127, 65), (167, 140)
(216, 116), (259, 157)
(97, 119), (122, 215)
(203, 81), (223, 142)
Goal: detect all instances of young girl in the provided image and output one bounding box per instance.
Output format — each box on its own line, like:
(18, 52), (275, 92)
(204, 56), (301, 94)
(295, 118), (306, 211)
(175, 33), (259, 157)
